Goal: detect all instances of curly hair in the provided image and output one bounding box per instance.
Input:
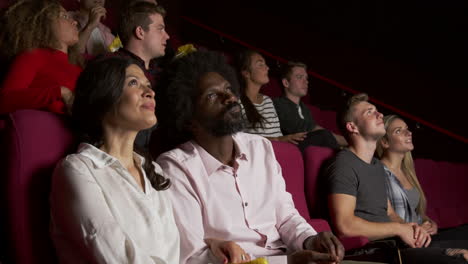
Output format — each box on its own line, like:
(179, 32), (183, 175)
(73, 56), (170, 191)
(0, 0), (62, 59)
(155, 51), (240, 152)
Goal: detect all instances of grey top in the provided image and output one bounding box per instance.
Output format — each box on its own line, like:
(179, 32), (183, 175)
(405, 187), (421, 223)
(384, 166), (422, 224)
(326, 149), (390, 223)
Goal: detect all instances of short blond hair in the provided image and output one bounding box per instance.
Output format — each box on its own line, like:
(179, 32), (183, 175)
(337, 93), (369, 137)
(280, 61), (307, 81)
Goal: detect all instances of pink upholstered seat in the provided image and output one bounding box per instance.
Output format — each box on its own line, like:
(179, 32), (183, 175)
(262, 77), (283, 99)
(271, 141), (312, 220)
(303, 146), (335, 219)
(307, 104), (340, 134)
(0, 110), (75, 264)
(415, 159), (468, 228)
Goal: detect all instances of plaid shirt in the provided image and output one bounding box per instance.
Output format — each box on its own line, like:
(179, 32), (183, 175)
(384, 166), (422, 224)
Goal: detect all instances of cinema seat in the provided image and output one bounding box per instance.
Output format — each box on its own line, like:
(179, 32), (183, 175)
(0, 110), (75, 264)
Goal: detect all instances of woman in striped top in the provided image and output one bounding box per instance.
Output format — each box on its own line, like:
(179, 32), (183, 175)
(237, 50), (307, 144)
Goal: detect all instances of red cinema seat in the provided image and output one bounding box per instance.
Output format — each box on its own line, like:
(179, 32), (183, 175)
(415, 158), (468, 229)
(0, 110), (75, 264)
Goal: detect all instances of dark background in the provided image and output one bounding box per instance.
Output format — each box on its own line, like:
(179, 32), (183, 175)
(176, 0), (468, 162)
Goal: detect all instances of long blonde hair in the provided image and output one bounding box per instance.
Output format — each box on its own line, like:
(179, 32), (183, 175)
(376, 115), (428, 220)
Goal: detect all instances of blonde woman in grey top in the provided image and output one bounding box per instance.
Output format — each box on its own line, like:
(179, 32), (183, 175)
(377, 115), (468, 258)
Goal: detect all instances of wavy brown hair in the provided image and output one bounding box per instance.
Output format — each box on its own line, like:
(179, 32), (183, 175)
(0, 0), (63, 59)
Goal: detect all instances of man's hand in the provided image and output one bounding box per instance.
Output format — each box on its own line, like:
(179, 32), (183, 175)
(278, 132), (308, 145)
(398, 223), (431, 248)
(288, 250), (339, 264)
(303, 232), (344, 263)
(205, 238), (250, 264)
(421, 220), (438, 235)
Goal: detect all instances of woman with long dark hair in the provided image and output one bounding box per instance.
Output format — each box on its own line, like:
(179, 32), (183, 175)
(50, 57), (178, 263)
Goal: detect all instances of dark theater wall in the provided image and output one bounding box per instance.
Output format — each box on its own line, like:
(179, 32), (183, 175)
(180, 0), (468, 161)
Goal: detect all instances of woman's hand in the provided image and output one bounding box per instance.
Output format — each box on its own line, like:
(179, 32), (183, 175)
(421, 219), (438, 235)
(60, 86), (74, 114)
(278, 132), (308, 145)
(87, 6), (107, 29)
(205, 238), (251, 264)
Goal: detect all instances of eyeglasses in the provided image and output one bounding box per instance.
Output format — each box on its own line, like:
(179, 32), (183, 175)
(59, 12), (73, 21)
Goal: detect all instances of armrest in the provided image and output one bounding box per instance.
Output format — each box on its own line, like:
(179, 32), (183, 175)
(339, 236), (369, 251)
(306, 218), (368, 251)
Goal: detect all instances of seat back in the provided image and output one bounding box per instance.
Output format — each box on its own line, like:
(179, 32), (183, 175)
(307, 104), (340, 134)
(271, 141), (310, 220)
(303, 145), (336, 218)
(415, 158), (468, 228)
(0, 110), (75, 264)
(262, 77), (283, 99)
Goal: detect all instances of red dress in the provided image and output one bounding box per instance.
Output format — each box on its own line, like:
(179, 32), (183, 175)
(0, 48), (82, 114)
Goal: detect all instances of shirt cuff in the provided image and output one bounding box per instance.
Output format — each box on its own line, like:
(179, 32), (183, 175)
(295, 229), (318, 251)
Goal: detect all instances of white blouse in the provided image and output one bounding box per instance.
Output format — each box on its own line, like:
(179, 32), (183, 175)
(50, 143), (180, 264)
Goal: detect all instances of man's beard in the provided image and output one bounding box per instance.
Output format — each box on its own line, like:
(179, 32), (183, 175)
(200, 102), (245, 137)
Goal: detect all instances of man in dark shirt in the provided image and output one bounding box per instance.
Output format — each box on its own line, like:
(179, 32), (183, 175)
(105, 1), (170, 149)
(273, 62), (347, 150)
(326, 93), (467, 263)
(113, 1), (170, 87)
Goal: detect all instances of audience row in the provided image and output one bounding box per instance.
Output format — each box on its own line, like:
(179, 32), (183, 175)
(1, 1), (467, 264)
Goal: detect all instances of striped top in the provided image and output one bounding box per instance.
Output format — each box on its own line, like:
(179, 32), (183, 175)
(240, 95), (283, 138)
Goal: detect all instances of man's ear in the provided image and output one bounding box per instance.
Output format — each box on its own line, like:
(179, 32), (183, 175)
(134, 26), (145, 40)
(241, 70), (250, 81)
(281, 78), (289, 89)
(346, 121), (358, 135)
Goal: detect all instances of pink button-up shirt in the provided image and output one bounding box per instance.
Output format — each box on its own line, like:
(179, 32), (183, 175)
(157, 132), (317, 264)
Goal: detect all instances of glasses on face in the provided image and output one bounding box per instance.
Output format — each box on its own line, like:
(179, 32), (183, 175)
(59, 12), (73, 21)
